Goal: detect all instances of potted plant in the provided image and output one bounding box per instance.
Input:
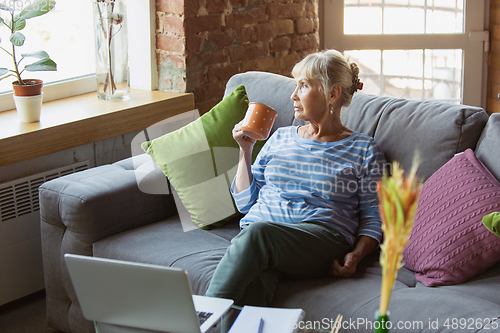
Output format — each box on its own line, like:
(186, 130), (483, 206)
(0, 0), (57, 122)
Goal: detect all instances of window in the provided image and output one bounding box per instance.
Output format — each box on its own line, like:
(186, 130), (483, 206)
(0, 0), (157, 112)
(0, 1), (96, 104)
(344, 0), (464, 35)
(323, 0), (488, 107)
(344, 49), (462, 102)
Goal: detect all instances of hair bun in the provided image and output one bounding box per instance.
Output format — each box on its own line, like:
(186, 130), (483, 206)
(349, 62), (363, 95)
(350, 62), (360, 76)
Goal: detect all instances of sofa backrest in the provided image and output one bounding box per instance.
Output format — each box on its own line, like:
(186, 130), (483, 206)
(344, 94), (489, 180)
(475, 113), (500, 181)
(224, 71), (490, 181)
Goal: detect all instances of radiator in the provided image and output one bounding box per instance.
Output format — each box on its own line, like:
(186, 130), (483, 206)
(0, 161), (89, 305)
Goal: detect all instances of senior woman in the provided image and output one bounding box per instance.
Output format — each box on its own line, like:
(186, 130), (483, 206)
(205, 50), (387, 306)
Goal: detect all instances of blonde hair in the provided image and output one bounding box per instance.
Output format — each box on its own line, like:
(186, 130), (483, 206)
(291, 50), (361, 107)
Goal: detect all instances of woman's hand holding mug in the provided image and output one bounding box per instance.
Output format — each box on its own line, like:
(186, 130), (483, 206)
(233, 121), (257, 152)
(233, 102), (278, 152)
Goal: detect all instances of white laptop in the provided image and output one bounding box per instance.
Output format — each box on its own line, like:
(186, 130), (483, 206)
(64, 254), (234, 333)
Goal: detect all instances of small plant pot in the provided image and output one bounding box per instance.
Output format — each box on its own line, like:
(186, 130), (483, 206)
(13, 93), (43, 123)
(12, 79), (43, 96)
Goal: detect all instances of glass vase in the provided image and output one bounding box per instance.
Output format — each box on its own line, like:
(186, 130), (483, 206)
(375, 310), (390, 333)
(92, 0), (130, 101)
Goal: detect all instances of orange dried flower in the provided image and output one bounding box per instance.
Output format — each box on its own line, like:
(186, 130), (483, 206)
(378, 158), (422, 317)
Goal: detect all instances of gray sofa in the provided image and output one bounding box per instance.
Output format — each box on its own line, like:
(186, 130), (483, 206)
(40, 71), (500, 333)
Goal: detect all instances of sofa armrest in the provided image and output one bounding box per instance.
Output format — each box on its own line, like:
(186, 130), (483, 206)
(40, 153), (176, 253)
(40, 153), (177, 332)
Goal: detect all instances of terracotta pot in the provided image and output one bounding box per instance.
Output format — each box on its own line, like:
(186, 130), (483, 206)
(12, 79), (43, 96)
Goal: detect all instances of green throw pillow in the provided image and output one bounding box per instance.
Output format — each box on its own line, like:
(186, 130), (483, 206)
(483, 212), (500, 237)
(141, 85), (266, 229)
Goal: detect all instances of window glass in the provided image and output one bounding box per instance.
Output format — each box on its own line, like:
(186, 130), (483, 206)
(344, 0), (464, 35)
(345, 49), (462, 102)
(345, 50), (382, 95)
(0, 0), (95, 94)
(424, 49), (462, 101)
(344, 6), (382, 35)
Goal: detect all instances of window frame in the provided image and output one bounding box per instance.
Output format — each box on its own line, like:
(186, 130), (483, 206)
(0, 0), (157, 112)
(321, 0), (489, 107)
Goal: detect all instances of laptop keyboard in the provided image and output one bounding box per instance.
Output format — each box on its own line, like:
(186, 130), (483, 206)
(196, 311), (213, 325)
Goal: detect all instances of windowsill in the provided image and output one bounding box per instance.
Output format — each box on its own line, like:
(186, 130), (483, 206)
(0, 89), (195, 167)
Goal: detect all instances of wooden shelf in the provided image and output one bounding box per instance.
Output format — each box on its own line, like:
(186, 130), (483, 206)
(0, 90), (195, 167)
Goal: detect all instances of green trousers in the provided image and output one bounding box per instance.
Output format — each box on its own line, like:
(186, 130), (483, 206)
(205, 221), (352, 306)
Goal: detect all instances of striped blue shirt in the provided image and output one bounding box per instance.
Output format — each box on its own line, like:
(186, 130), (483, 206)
(231, 126), (387, 245)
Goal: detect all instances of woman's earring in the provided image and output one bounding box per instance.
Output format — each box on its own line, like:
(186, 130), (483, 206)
(330, 106), (334, 114)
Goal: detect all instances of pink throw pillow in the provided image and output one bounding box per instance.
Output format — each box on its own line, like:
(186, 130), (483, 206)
(403, 149), (500, 287)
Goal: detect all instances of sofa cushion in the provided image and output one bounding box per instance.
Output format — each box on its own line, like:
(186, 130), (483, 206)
(416, 262), (500, 307)
(141, 85), (266, 229)
(343, 93), (489, 180)
(274, 276), (500, 332)
(356, 251), (418, 288)
(350, 287), (500, 333)
(272, 275), (410, 325)
(92, 215), (232, 295)
(476, 113), (500, 182)
(403, 149), (500, 286)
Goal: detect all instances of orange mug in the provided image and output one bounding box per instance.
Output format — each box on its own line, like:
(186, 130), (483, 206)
(241, 102), (278, 140)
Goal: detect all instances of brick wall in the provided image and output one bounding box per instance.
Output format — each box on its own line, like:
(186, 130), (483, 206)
(156, 0), (319, 114)
(488, 0), (500, 114)
(157, 1), (499, 114)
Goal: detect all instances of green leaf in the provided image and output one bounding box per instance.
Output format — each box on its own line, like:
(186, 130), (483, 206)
(0, 74), (15, 82)
(24, 58), (57, 72)
(13, 19), (26, 31)
(21, 50), (50, 59)
(9, 32), (25, 46)
(0, 68), (8, 76)
(18, 0), (56, 20)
